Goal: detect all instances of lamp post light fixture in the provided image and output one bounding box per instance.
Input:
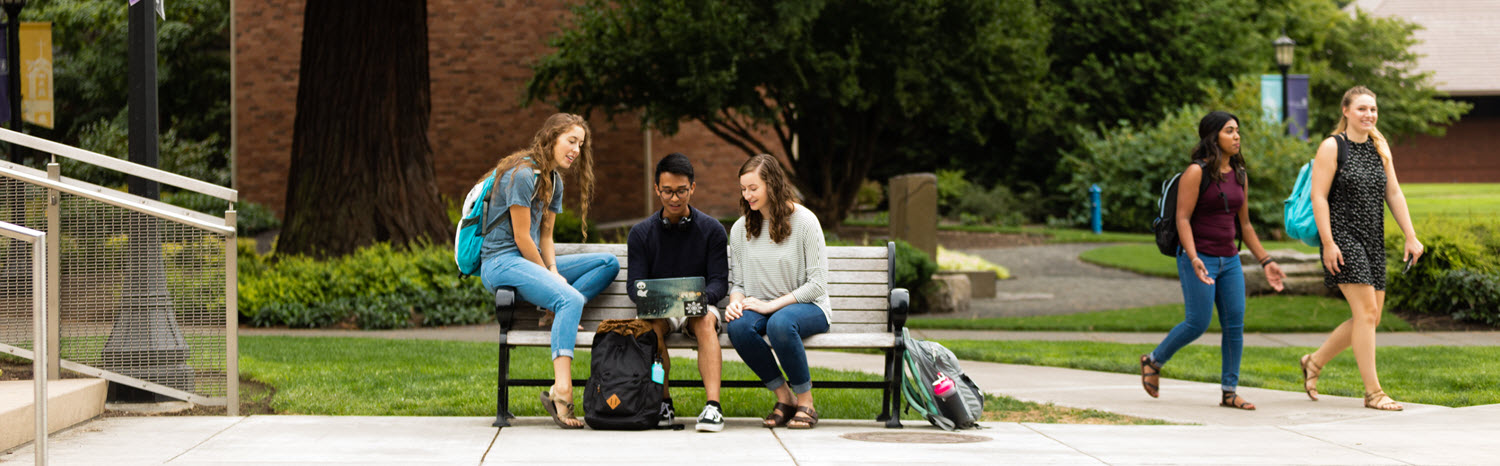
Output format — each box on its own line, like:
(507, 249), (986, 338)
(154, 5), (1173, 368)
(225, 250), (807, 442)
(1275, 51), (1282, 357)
(1274, 32), (1296, 123)
(1, 0), (24, 164)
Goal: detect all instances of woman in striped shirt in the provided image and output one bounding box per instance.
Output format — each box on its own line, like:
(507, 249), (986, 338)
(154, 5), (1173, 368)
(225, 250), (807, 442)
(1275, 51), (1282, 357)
(725, 154), (832, 429)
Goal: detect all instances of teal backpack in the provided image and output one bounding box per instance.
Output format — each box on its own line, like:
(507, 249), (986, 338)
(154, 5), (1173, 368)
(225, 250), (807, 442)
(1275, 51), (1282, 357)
(454, 169), (501, 277)
(1284, 134), (1347, 247)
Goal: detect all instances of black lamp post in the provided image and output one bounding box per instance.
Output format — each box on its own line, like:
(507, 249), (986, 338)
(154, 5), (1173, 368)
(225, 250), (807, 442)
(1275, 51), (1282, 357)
(1, 0), (24, 164)
(1274, 33), (1296, 123)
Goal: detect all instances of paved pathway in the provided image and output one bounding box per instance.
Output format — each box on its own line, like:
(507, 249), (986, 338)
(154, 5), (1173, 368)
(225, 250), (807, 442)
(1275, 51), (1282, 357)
(955, 243), (1183, 318)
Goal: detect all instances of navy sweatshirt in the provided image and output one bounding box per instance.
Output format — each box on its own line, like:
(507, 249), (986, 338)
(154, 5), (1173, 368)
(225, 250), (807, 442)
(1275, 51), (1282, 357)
(626, 206), (729, 305)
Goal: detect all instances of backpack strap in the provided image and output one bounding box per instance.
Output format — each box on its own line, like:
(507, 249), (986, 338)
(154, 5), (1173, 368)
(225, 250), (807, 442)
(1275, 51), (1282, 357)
(481, 169), (502, 235)
(1334, 133), (1348, 175)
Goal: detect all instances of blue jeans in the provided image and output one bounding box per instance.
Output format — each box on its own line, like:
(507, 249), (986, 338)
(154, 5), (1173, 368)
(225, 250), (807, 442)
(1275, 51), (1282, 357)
(480, 252), (619, 359)
(1150, 252), (1246, 391)
(727, 303), (829, 394)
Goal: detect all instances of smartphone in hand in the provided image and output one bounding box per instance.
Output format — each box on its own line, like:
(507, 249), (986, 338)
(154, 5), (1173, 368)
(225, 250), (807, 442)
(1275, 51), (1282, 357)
(1402, 257), (1415, 274)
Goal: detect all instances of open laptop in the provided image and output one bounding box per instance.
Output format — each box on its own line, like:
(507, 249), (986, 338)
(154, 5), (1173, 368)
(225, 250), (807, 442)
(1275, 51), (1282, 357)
(634, 277), (708, 319)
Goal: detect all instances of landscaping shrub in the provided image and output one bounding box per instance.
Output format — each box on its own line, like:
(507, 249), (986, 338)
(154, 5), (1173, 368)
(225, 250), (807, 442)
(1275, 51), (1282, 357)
(552, 207), (602, 243)
(935, 169), (1034, 226)
(239, 242), (490, 329)
(892, 239), (937, 311)
(1385, 216), (1500, 325)
(1060, 77), (1313, 234)
(164, 191), (282, 235)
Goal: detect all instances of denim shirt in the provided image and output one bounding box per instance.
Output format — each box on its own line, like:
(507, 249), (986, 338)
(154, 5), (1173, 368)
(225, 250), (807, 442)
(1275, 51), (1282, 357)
(480, 165), (564, 261)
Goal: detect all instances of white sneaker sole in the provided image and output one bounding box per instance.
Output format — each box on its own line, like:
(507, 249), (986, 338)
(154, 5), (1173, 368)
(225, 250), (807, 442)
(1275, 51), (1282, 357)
(695, 421), (724, 432)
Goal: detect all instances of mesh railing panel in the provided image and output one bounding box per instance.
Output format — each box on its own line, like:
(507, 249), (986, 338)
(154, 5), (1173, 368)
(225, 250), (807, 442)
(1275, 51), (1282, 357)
(1, 176), (43, 352)
(1, 173), (230, 400)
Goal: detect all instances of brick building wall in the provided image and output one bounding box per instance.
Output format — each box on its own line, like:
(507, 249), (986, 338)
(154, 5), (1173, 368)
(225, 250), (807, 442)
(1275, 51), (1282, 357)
(235, 1), (752, 229)
(1390, 97), (1500, 183)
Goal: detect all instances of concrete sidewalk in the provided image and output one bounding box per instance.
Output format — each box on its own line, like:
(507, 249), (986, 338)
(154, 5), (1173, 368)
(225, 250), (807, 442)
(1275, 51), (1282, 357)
(5, 410), (1500, 465)
(6, 347), (1499, 464)
(909, 329), (1500, 347)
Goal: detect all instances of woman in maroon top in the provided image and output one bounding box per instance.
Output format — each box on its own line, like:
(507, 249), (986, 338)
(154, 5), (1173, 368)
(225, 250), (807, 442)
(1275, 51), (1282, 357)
(1139, 111), (1286, 410)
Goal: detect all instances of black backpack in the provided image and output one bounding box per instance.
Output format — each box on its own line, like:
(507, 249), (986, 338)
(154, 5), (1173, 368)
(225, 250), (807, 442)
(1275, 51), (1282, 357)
(1152, 160), (1211, 256)
(583, 319), (663, 430)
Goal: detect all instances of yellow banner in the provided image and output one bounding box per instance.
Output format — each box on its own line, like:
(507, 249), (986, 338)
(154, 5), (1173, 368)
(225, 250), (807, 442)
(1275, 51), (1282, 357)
(19, 22), (53, 129)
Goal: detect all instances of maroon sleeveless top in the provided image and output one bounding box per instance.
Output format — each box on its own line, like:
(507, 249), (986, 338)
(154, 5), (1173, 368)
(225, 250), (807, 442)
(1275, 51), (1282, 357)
(1188, 168), (1243, 258)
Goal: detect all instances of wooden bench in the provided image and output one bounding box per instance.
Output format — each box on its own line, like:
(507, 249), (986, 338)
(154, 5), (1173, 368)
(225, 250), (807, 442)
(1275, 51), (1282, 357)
(490, 242), (910, 428)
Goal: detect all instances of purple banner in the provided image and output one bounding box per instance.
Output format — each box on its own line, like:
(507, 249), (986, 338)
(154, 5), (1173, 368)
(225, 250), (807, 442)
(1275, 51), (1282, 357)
(1287, 74), (1310, 141)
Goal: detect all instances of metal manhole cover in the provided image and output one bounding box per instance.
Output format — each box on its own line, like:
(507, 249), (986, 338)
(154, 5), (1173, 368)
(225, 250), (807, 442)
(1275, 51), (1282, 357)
(840, 431), (991, 444)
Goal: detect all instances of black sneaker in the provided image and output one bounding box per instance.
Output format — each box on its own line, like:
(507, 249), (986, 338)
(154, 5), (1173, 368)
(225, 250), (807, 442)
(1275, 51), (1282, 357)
(658, 400), (676, 427)
(695, 404), (724, 432)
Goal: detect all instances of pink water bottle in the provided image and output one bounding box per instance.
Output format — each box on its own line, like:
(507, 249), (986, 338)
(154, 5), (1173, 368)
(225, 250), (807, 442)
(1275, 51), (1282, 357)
(932, 373), (956, 398)
(931, 372), (974, 427)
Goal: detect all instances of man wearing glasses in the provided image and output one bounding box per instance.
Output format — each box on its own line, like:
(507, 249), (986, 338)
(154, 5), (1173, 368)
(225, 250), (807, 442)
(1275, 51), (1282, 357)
(626, 152), (729, 432)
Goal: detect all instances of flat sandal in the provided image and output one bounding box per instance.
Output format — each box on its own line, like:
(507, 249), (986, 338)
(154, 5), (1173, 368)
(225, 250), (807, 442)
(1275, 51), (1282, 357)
(763, 402), (795, 428)
(1365, 390), (1404, 411)
(1300, 354), (1323, 401)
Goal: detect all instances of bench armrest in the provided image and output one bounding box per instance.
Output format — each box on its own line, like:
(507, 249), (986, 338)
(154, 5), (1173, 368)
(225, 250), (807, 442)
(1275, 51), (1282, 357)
(888, 287), (909, 332)
(495, 286), (517, 332)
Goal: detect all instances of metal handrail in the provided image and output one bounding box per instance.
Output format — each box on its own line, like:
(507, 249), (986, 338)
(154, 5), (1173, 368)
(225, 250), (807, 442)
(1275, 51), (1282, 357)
(1, 221), (47, 465)
(0, 127), (236, 202)
(0, 160), (233, 234)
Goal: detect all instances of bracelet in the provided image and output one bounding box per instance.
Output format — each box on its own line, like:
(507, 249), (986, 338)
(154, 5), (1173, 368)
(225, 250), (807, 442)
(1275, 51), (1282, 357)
(1259, 256), (1274, 266)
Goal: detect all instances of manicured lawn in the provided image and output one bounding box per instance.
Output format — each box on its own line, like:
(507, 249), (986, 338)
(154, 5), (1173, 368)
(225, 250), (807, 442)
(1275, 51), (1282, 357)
(238, 335), (1162, 424)
(907, 295), (1412, 333)
(242, 336), (901, 418)
(1395, 183), (1500, 224)
(936, 339), (1500, 408)
(1078, 242), (1319, 279)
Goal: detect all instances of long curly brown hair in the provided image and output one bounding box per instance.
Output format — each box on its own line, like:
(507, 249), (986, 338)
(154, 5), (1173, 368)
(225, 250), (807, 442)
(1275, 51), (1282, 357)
(738, 154), (796, 244)
(478, 113), (595, 239)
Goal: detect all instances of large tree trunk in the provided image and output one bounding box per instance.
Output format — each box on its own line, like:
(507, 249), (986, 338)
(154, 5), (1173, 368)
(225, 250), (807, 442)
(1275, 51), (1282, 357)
(277, 0), (450, 258)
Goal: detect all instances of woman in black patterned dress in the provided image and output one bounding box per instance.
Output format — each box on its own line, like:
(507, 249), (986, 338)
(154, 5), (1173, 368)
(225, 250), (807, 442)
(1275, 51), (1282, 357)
(1299, 86), (1424, 411)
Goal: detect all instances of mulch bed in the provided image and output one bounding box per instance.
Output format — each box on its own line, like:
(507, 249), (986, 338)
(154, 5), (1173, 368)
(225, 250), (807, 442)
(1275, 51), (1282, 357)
(1391, 309), (1496, 332)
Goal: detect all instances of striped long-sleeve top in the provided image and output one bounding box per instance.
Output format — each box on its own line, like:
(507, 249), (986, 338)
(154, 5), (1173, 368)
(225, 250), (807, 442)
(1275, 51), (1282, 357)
(728, 203), (831, 323)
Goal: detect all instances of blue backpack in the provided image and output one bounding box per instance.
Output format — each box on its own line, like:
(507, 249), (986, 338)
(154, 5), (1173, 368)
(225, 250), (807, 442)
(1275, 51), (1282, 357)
(454, 169), (501, 277)
(1284, 134), (1347, 247)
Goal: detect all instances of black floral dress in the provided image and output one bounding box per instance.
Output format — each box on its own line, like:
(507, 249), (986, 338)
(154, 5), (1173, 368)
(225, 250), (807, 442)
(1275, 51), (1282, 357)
(1324, 134), (1388, 290)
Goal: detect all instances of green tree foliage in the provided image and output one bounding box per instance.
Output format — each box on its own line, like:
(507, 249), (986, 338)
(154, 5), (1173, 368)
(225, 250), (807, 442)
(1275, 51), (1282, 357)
(910, 0), (1469, 210)
(526, 0), (1051, 227)
(1255, 0), (1470, 140)
(26, 0), (229, 149)
(1060, 77), (1316, 233)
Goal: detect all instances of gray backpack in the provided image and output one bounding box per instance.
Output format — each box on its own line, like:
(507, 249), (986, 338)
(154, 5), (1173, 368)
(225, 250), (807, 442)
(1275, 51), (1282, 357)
(900, 328), (984, 430)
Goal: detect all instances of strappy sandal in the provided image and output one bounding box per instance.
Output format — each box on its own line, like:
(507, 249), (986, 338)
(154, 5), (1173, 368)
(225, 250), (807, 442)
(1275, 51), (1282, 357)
(763, 402), (795, 428)
(1299, 354), (1323, 401)
(1364, 390), (1404, 411)
(1220, 391), (1256, 410)
(787, 406), (819, 429)
(540, 390), (584, 429)
(1140, 354), (1161, 398)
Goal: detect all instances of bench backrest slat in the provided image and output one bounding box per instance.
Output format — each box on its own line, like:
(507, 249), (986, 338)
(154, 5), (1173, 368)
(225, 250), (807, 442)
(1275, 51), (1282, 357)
(506, 243), (893, 334)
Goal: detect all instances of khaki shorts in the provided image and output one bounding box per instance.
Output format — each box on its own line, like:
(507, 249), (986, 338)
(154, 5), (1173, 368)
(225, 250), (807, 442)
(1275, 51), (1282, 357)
(652, 305), (722, 340)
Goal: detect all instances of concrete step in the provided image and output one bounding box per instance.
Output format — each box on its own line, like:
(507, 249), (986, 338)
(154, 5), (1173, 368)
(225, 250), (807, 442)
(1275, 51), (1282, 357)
(0, 378), (107, 452)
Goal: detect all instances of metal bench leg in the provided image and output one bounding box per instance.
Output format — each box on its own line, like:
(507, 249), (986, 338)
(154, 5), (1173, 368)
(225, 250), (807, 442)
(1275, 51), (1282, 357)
(884, 345), (904, 428)
(493, 337), (514, 427)
(877, 349), (894, 422)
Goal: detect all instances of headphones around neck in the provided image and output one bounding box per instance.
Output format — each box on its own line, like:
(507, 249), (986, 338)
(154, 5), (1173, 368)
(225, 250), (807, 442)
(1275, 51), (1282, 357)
(661, 211), (695, 231)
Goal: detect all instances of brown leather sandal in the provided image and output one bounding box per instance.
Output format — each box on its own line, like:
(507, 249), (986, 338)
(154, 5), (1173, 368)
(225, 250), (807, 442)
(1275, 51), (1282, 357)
(1140, 354), (1161, 398)
(1299, 354), (1323, 401)
(787, 406), (819, 429)
(763, 402), (795, 428)
(1220, 391), (1256, 410)
(1364, 390), (1403, 411)
(540, 390), (584, 429)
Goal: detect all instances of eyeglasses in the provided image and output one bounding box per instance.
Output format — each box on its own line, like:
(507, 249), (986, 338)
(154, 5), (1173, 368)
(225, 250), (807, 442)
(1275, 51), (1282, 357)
(658, 187), (690, 199)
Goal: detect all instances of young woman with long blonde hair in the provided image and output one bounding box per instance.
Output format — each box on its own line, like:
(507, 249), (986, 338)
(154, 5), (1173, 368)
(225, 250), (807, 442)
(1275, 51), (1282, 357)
(1300, 86), (1423, 411)
(477, 113), (619, 428)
